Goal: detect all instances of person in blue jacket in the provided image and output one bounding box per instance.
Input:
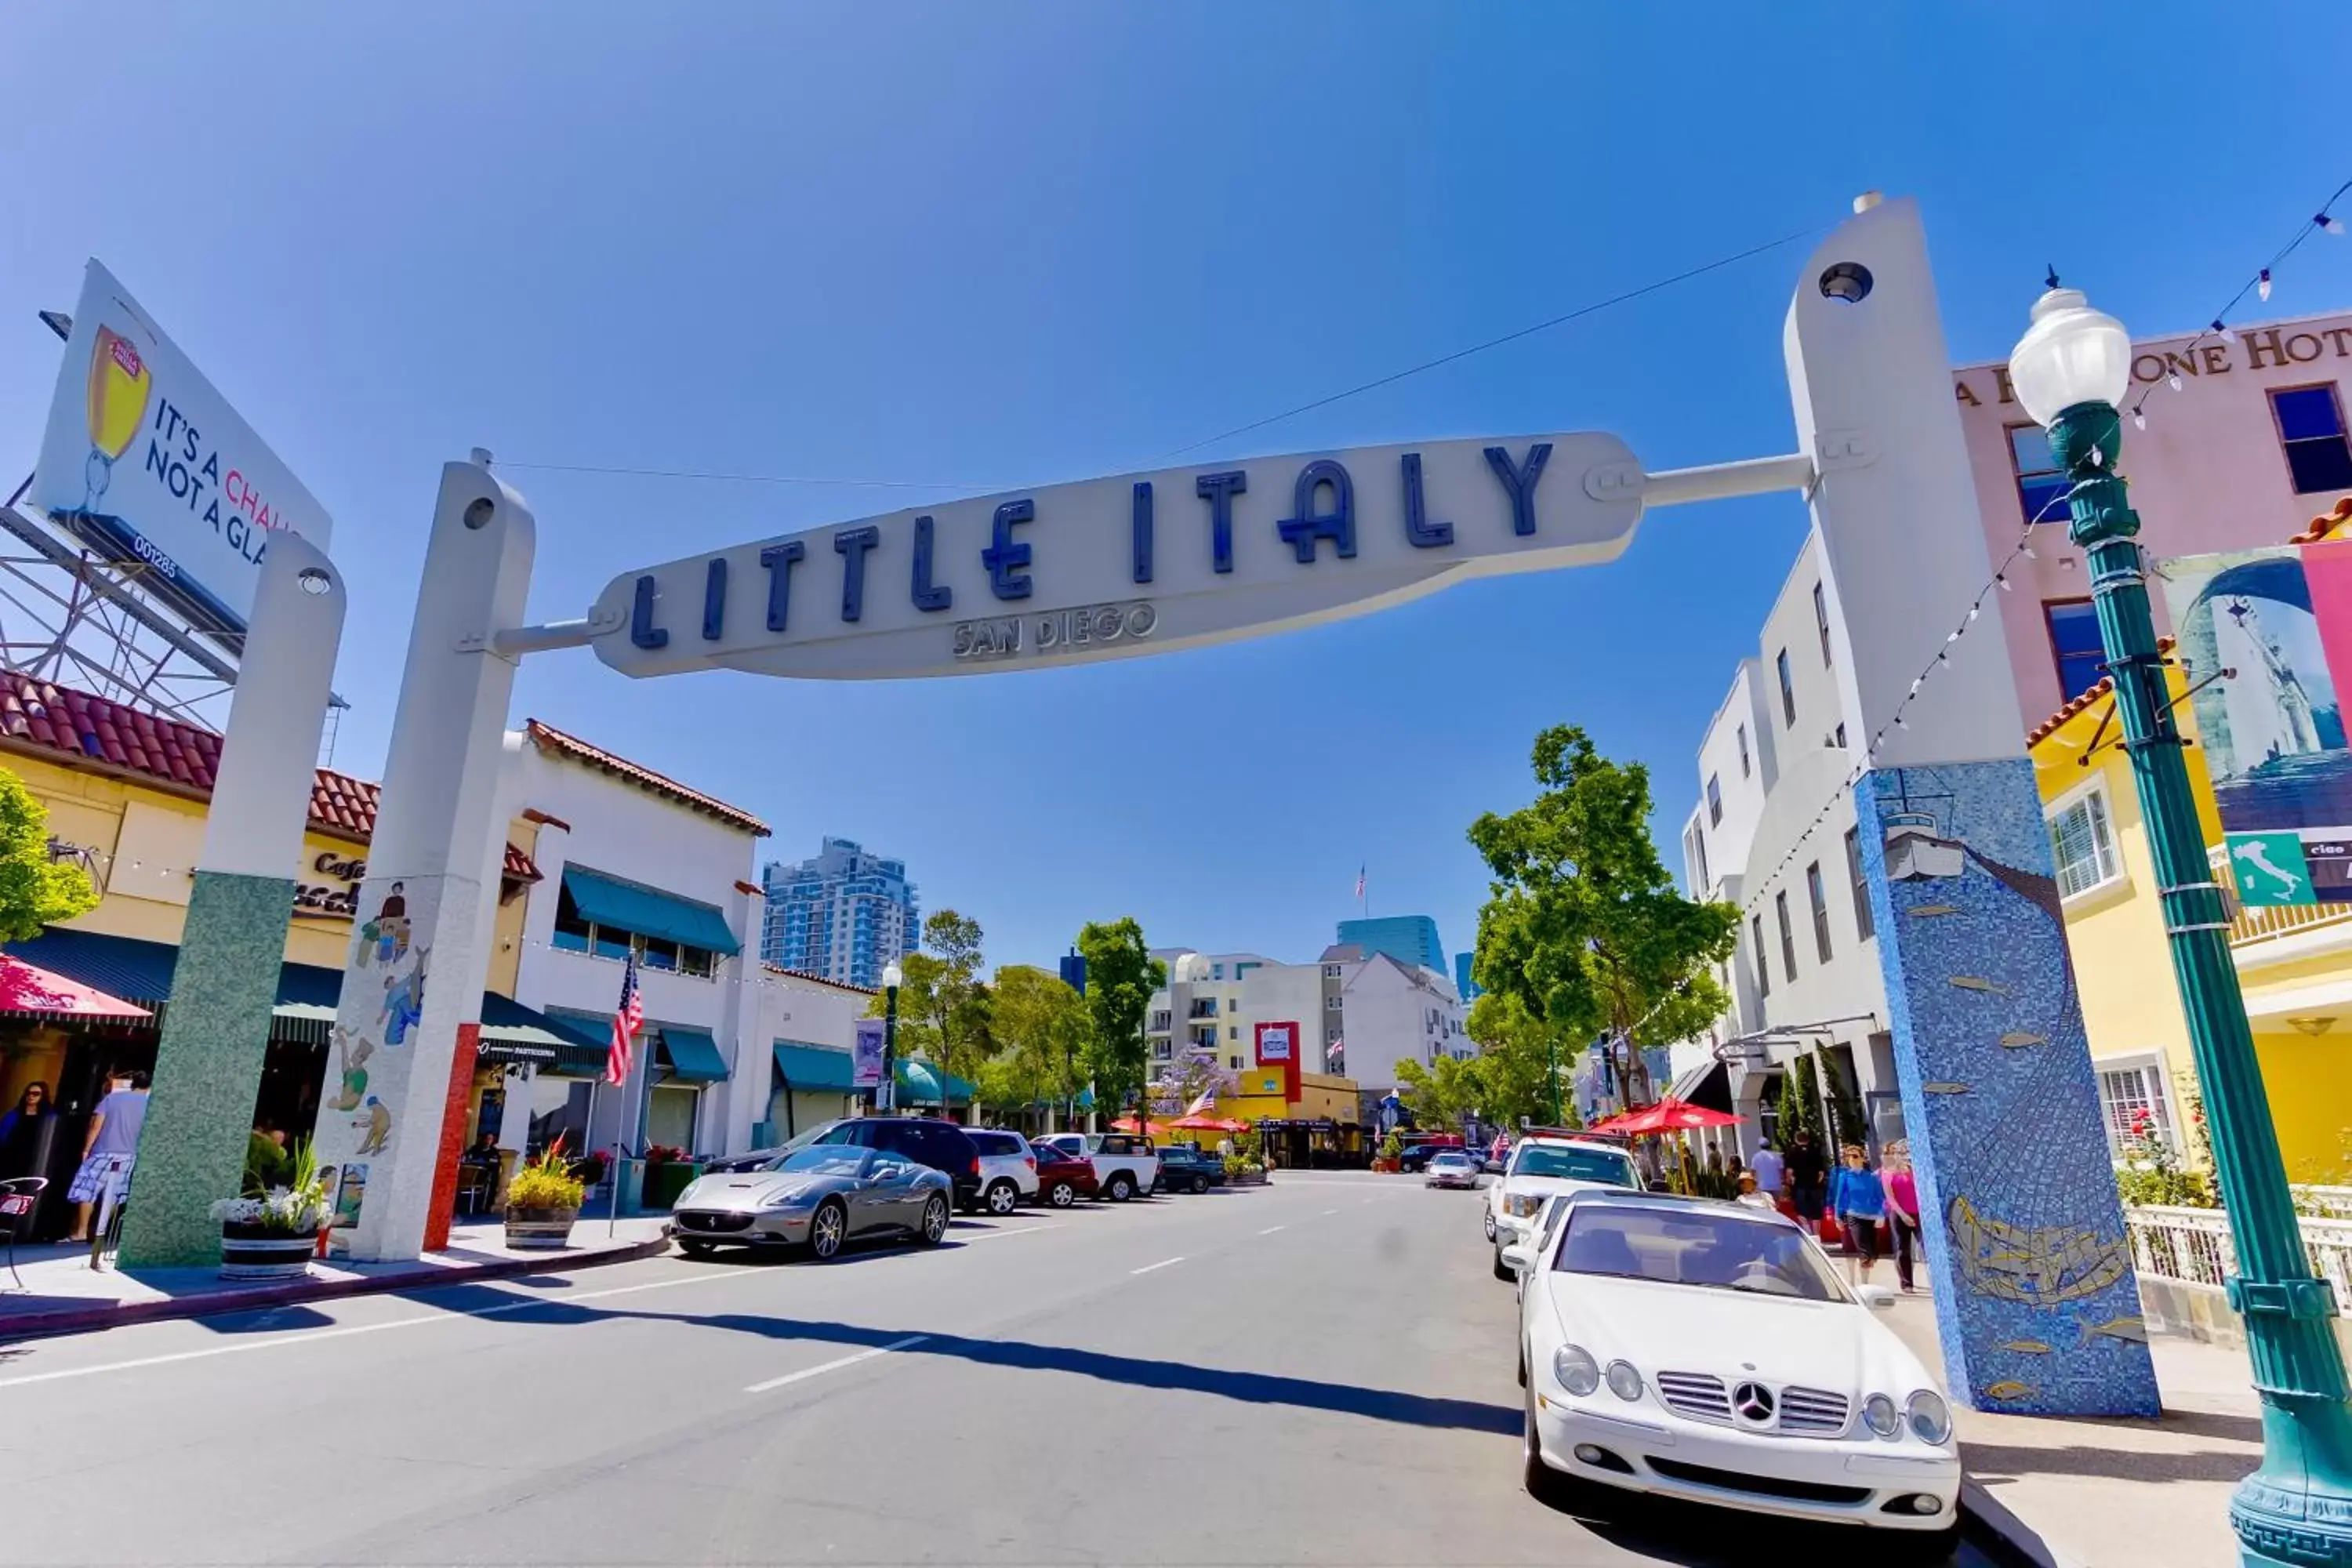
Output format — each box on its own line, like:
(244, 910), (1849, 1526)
(1827, 1142), (1888, 1286)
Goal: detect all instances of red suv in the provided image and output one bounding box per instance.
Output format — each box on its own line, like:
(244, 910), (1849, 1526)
(1031, 1143), (1099, 1208)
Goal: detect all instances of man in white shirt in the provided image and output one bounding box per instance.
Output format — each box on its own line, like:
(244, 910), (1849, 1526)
(1749, 1140), (1785, 1200)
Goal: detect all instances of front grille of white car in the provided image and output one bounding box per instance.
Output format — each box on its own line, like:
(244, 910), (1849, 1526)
(1775, 1385), (1851, 1436)
(1653, 1371), (1733, 1422)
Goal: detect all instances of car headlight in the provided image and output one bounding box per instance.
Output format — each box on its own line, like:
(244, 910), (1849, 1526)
(763, 1191), (816, 1210)
(1552, 1345), (1600, 1396)
(1603, 1359), (1642, 1402)
(1906, 1389), (1953, 1445)
(1506, 1193), (1541, 1218)
(1861, 1393), (1901, 1439)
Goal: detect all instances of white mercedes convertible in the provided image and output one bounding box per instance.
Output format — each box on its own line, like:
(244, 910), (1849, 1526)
(1509, 1190), (1959, 1544)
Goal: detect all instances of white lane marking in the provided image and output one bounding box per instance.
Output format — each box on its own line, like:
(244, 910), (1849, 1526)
(743, 1334), (929, 1394)
(1129, 1256), (1186, 1276)
(1320, 1208), (1341, 1216)
(0, 1268), (746, 1392)
(1258, 1225), (1287, 1236)
(957, 1225), (1055, 1241)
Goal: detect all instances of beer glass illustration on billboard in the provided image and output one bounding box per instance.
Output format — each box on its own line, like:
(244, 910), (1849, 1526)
(82, 326), (151, 513)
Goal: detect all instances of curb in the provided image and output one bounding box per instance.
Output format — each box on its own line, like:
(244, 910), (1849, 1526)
(1961, 1478), (2074, 1568)
(0, 1236), (671, 1345)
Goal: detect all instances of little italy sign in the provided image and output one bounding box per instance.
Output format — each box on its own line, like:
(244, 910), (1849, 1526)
(589, 432), (1646, 681)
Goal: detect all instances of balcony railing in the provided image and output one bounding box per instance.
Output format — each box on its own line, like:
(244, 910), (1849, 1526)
(2207, 845), (2352, 949)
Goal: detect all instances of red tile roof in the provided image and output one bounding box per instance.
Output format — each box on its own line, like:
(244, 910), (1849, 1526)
(0, 672), (540, 882)
(2292, 495), (2352, 545)
(524, 719), (771, 837)
(2025, 636), (2176, 748)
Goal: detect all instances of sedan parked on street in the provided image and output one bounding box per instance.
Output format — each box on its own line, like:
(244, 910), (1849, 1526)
(667, 1145), (953, 1261)
(1425, 1151), (1482, 1189)
(1029, 1142), (1099, 1208)
(1155, 1146), (1227, 1194)
(1512, 1191), (1959, 1544)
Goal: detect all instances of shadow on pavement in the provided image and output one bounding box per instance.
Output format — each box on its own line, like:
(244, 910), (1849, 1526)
(341, 1281), (1522, 1436)
(1960, 1437), (2259, 1485)
(1558, 1486), (1974, 1566)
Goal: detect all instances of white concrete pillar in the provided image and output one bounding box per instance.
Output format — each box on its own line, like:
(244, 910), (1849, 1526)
(310, 460), (535, 1261)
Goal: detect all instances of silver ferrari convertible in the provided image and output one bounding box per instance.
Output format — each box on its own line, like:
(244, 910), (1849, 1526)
(666, 1145), (955, 1260)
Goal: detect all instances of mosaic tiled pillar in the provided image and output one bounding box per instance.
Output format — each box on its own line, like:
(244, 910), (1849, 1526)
(310, 460), (533, 1261)
(118, 532), (347, 1269)
(1856, 760), (2160, 1416)
(117, 872), (299, 1266)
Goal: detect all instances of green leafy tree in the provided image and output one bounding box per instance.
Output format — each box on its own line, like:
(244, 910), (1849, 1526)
(1821, 1054), (1869, 1152)
(987, 964), (1089, 1127)
(1776, 1054), (1825, 1152)
(1468, 725), (1738, 1108)
(0, 768), (96, 941)
(869, 909), (995, 1106)
(1076, 917), (1163, 1130)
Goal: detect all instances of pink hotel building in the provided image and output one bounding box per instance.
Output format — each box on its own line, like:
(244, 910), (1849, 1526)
(1955, 308), (2352, 728)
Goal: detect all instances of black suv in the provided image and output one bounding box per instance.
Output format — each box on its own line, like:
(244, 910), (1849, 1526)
(707, 1117), (984, 1211)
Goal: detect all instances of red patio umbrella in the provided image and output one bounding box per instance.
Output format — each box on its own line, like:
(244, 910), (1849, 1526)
(1601, 1096), (1743, 1138)
(1111, 1115), (1172, 1137)
(1168, 1114), (1226, 1131)
(0, 956), (150, 1020)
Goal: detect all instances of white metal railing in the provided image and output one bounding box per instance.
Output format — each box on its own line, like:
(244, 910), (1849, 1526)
(2127, 1201), (2352, 1307)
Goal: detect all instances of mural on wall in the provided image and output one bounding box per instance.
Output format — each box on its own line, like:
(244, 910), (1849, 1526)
(1857, 758), (2159, 1416)
(2165, 538), (2352, 905)
(312, 874), (439, 1236)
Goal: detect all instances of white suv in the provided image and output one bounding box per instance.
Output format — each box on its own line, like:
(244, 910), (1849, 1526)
(1486, 1135), (1639, 1279)
(967, 1129), (1040, 1215)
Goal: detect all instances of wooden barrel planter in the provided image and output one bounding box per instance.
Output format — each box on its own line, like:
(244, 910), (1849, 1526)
(1227, 1168), (1269, 1187)
(504, 1205), (580, 1250)
(220, 1225), (318, 1281)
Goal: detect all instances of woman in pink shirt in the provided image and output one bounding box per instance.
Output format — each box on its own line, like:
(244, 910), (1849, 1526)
(1880, 1139), (1922, 1293)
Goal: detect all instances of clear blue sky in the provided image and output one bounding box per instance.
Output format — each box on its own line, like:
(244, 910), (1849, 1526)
(3, 3), (2345, 975)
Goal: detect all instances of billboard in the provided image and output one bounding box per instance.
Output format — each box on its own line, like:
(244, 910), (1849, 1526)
(32, 259), (332, 637)
(2163, 539), (2352, 902)
(1254, 1020), (1300, 1105)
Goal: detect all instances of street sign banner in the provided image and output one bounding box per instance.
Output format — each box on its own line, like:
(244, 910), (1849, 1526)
(852, 1018), (886, 1087)
(587, 431), (1644, 681)
(33, 260), (333, 638)
(2226, 831), (2319, 908)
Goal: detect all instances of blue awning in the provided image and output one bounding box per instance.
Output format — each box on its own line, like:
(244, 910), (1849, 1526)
(895, 1057), (973, 1107)
(561, 866), (740, 956)
(656, 1025), (729, 1083)
(774, 1040), (859, 1093)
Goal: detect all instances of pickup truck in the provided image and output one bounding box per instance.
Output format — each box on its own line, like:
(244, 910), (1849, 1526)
(1038, 1132), (1160, 1202)
(1154, 1146), (1228, 1194)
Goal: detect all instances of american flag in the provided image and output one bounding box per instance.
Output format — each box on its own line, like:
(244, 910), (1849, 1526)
(605, 953), (644, 1086)
(1355, 864), (1366, 901)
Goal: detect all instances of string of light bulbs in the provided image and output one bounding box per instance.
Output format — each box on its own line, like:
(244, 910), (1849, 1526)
(2124, 174), (2351, 430)
(1733, 482), (2079, 922)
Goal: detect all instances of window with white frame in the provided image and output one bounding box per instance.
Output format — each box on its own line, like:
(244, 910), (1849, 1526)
(2049, 784), (2122, 898)
(2095, 1055), (2176, 1155)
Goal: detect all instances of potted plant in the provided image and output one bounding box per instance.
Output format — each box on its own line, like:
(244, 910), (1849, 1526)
(209, 1139), (332, 1280)
(505, 1139), (588, 1250)
(1372, 1130), (1404, 1173)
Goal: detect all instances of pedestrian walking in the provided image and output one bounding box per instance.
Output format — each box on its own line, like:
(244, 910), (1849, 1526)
(1881, 1138), (1923, 1293)
(1827, 1142), (1887, 1285)
(1749, 1138), (1784, 1199)
(1784, 1130), (1827, 1224)
(1701, 1145), (1727, 1199)
(65, 1069), (149, 1243)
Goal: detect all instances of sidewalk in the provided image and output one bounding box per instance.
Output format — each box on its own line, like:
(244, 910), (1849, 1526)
(1881, 1289), (2262, 1567)
(0, 1216), (673, 1341)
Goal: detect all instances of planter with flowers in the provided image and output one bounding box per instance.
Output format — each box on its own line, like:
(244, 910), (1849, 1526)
(209, 1140), (332, 1280)
(505, 1141), (587, 1250)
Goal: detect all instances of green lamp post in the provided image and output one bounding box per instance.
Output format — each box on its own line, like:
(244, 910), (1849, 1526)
(2012, 285), (2352, 1566)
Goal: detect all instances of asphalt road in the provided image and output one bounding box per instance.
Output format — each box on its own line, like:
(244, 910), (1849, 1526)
(0, 1172), (1991, 1566)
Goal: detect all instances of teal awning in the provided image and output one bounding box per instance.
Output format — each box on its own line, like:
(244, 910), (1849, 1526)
(895, 1057), (973, 1107)
(561, 866), (739, 956)
(656, 1025), (729, 1083)
(775, 1040), (858, 1092)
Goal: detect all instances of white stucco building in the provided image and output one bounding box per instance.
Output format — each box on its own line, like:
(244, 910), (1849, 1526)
(1143, 944), (1468, 1099)
(492, 720), (869, 1167)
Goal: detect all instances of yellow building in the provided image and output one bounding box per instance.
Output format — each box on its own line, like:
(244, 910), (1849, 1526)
(0, 673), (555, 1209)
(2030, 633), (2352, 1181)
(1203, 1069), (1365, 1167)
